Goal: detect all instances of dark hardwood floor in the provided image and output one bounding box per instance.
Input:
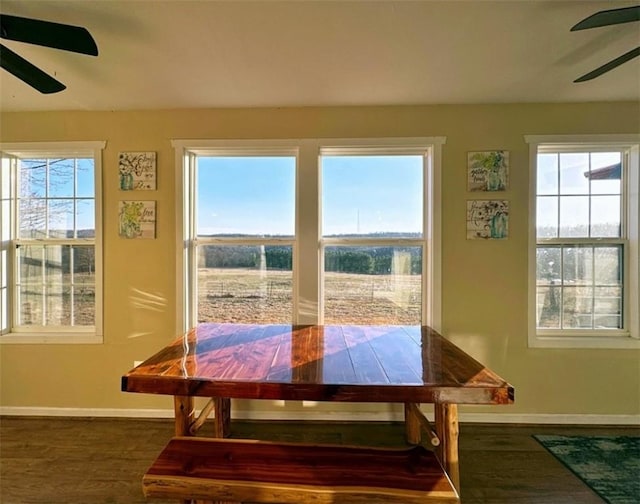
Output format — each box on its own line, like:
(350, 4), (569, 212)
(0, 416), (637, 503)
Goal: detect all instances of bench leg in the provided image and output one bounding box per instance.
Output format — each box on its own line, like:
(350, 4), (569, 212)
(434, 403), (460, 495)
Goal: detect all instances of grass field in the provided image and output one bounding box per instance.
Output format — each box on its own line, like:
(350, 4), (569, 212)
(198, 268), (421, 325)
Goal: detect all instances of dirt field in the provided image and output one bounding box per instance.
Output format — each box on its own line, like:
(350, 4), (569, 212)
(198, 268), (421, 325)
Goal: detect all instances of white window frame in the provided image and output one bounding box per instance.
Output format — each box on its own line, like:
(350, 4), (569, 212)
(526, 134), (640, 349)
(0, 141), (105, 344)
(173, 137), (444, 333)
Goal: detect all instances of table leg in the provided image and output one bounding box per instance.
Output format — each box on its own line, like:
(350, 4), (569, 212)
(182, 396), (232, 504)
(213, 397), (231, 438)
(213, 400), (235, 504)
(174, 395), (195, 436)
(404, 402), (421, 444)
(434, 403), (460, 494)
(174, 396), (196, 504)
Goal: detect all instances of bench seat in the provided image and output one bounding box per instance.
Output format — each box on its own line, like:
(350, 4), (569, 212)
(143, 437), (459, 504)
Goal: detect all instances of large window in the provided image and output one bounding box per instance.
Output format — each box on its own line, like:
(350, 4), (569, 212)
(195, 154), (296, 324)
(174, 138), (443, 331)
(321, 153), (424, 325)
(0, 142), (104, 343)
(527, 135), (639, 348)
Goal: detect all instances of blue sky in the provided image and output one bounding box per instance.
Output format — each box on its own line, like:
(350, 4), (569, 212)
(196, 155), (423, 237)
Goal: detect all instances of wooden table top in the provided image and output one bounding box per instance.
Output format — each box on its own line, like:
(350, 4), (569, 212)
(122, 324), (514, 404)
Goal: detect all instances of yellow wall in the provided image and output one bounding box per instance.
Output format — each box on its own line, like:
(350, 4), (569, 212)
(1, 103), (639, 419)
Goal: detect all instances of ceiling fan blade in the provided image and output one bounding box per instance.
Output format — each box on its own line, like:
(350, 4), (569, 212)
(0, 14), (98, 56)
(0, 43), (65, 93)
(574, 46), (640, 82)
(571, 5), (640, 31)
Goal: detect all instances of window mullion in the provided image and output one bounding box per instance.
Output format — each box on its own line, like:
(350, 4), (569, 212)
(587, 153), (593, 238)
(73, 158), (78, 239)
(556, 153), (561, 238)
(590, 244), (595, 329)
(45, 159), (50, 239)
(296, 141), (319, 325)
(70, 245), (75, 326)
(559, 245), (564, 329)
(39, 245), (46, 326)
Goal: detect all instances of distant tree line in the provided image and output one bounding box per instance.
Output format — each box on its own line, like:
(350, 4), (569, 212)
(202, 245), (422, 275)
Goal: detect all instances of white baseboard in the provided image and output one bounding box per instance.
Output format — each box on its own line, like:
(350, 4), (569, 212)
(1, 406), (639, 425)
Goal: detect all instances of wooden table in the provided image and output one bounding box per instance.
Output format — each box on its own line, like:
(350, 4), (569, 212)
(122, 324), (514, 494)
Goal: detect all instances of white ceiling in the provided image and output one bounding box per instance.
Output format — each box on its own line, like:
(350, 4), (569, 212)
(0, 0), (639, 112)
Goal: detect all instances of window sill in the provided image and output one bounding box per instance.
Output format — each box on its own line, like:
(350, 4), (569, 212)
(0, 333), (103, 344)
(529, 331), (640, 349)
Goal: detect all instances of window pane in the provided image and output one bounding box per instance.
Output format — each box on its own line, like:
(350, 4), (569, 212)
(562, 286), (593, 328)
(77, 200), (95, 237)
(536, 196), (558, 238)
(590, 152), (621, 195)
(197, 245), (292, 323)
(536, 247), (561, 284)
(44, 245), (67, 283)
(18, 284), (43, 326)
(48, 199), (74, 238)
(559, 196), (589, 237)
(19, 159), (46, 197)
(76, 159), (95, 198)
(197, 156), (295, 238)
(322, 156), (423, 237)
(73, 285), (95, 325)
(563, 247), (592, 285)
(18, 245), (43, 281)
(45, 285), (71, 325)
(19, 198), (46, 238)
(594, 246), (622, 285)
(1, 157), (10, 199)
(72, 246), (95, 326)
(323, 246), (421, 325)
(537, 153), (558, 195)
(559, 153), (589, 195)
(1, 200), (9, 241)
(537, 284), (560, 328)
(591, 177), (621, 196)
(48, 159), (74, 197)
(594, 286), (622, 329)
(17, 244), (45, 325)
(73, 246), (96, 279)
(591, 195), (620, 237)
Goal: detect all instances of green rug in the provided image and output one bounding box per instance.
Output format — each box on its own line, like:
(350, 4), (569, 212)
(534, 435), (640, 504)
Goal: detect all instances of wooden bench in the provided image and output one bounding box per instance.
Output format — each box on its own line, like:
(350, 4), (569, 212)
(143, 437), (460, 504)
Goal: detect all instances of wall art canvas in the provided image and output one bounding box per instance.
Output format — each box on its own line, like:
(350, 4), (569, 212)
(119, 200), (156, 239)
(118, 151), (156, 190)
(467, 150), (509, 191)
(467, 200), (509, 239)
